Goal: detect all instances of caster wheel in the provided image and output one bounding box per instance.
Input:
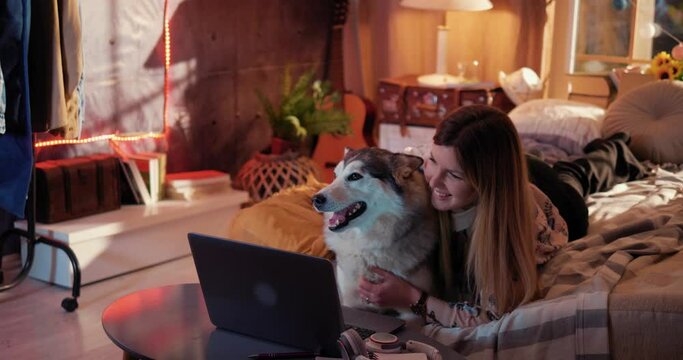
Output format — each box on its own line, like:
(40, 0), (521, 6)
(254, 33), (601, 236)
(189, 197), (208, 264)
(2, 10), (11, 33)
(61, 297), (79, 312)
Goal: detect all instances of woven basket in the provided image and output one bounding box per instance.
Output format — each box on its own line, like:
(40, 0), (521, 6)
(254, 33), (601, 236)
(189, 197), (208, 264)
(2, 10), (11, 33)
(235, 152), (321, 203)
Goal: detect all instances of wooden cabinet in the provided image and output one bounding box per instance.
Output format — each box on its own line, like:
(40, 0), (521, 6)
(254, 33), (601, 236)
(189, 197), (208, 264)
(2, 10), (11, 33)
(376, 75), (515, 128)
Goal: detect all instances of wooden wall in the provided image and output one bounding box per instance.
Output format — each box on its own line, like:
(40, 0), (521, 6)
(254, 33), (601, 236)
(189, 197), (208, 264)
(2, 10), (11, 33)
(162, 0), (335, 174)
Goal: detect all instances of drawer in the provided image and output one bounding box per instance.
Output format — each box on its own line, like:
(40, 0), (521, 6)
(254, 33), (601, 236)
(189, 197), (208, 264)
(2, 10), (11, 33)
(459, 89), (489, 106)
(377, 82), (405, 124)
(404, 87), (457, 127)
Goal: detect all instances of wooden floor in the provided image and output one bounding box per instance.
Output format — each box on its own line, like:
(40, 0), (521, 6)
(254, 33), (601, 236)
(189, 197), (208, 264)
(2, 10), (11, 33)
(0, 254), (199, 360)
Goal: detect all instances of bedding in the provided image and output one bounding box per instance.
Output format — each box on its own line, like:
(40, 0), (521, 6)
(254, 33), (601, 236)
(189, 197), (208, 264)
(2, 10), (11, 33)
(508, 99), (605, 157)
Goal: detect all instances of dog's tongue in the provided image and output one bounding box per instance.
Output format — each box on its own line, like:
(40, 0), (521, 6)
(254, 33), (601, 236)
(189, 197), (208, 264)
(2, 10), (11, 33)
(329, 212), (346, 227)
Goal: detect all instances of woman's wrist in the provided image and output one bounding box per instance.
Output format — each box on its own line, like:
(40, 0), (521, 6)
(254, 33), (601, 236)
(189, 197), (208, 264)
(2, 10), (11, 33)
(408, 287), (429, 318)
(407, 286), (423, 306)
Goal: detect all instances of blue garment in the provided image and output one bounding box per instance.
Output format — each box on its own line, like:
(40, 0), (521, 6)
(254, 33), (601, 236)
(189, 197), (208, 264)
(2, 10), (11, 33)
(0, 0), (32, 218)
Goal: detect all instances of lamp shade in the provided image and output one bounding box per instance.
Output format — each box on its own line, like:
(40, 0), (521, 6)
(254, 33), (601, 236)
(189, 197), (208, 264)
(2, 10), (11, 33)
(401, 0), (493, 12)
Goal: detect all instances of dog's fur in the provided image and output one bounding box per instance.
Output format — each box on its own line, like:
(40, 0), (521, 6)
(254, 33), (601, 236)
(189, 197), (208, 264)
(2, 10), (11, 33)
(312, 148), (438, 313)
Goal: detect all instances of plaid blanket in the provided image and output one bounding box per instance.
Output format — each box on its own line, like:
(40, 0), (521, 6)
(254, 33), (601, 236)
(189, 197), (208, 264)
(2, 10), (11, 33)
(422, 204), (683, 359)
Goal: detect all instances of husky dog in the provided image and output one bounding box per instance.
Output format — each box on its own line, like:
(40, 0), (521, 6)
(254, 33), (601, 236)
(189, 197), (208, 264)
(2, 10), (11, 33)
(312, 147), (437, 313)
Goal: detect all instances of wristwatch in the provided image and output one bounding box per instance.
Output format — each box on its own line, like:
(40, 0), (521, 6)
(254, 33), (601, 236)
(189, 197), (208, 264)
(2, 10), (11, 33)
(409, 290), (429, 317)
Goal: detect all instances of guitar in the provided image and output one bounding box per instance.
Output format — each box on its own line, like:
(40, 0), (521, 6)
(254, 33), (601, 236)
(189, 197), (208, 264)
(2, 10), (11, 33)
(312, 0), (376, 183)
(313, 94), (376, 183)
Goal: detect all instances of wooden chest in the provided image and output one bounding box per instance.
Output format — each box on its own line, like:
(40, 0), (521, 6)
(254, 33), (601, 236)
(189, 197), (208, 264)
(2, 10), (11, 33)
(35, 155), (120, 223)
(377, 75), (515, 128)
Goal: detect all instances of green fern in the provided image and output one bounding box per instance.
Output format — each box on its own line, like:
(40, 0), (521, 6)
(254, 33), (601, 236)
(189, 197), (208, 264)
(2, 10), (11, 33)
(255, 66), (350, 144)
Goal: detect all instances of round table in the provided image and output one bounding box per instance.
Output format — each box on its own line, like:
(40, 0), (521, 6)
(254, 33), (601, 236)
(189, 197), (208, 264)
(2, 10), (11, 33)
(102, 283), (464, 359)
(101, 283), (304, 359)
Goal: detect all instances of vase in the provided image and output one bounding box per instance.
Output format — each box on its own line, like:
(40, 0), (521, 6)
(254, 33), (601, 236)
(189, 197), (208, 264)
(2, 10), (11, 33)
(270, 137), (298, 155)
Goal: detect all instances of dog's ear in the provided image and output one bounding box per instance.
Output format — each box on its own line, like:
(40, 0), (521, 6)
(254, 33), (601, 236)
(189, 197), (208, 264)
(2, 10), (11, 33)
(344, 147), (354, 156)
(391, 153), (424, 180)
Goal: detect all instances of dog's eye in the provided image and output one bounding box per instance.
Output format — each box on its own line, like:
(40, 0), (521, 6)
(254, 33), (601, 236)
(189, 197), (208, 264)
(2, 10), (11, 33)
(346, 172), (363, 181)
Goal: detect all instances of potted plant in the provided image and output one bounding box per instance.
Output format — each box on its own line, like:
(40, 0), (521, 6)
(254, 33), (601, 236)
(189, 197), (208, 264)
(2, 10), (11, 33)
(256, 66), (351, 155)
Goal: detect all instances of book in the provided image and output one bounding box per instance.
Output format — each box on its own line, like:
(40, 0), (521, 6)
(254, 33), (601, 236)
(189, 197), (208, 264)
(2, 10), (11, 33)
(166, 170), (231, 189)
(134, 152), (167, 202)
(165, 170), (231, 201)
(118, 158), (143, 205)
(125, 159), (152, 205)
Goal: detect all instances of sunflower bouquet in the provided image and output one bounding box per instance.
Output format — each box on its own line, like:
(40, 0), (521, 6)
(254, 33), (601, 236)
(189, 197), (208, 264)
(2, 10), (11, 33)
(648, 51), (683, 80)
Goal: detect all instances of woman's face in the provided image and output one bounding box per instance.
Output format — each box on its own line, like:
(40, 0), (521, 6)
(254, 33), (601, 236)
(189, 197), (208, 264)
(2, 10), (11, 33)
(424, 144), (477, 212)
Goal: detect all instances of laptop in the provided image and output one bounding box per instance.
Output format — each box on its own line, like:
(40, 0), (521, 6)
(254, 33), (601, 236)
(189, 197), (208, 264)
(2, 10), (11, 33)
(188, 233), (406, 357)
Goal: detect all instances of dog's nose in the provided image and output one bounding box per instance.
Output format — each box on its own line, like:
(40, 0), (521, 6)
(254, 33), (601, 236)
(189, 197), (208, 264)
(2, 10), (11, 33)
(312, 194), (326, 207)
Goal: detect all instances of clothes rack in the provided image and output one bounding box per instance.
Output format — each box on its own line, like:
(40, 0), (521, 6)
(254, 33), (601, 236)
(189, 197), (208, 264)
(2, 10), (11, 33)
(0, 135), (82, 312)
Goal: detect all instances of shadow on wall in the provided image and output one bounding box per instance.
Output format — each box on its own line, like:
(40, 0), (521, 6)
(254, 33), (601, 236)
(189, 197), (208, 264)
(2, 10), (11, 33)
(144, 0), (335, 176)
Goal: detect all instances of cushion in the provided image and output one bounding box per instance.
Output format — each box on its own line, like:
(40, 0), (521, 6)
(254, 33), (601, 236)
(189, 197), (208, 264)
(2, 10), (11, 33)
(509, 99), (605, 156)
(498, 67), (543, 105)
(227, 178), (332, 259)
(602, 80), (683, 164)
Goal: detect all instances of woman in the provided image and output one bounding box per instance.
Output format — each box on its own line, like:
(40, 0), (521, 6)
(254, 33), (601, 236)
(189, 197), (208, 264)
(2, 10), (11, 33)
(358, 105), (646, 327)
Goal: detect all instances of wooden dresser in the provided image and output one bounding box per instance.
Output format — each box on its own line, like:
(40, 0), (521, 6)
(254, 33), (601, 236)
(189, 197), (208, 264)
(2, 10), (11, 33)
(376, 75), (515, 152)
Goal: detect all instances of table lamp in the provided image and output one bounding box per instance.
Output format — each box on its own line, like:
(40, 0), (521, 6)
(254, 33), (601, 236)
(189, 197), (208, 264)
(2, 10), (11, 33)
(401, 0), (493, 88)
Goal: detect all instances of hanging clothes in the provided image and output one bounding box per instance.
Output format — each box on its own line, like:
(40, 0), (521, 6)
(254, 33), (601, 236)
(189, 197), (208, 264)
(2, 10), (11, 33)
(29, 0), (84, 139)
(1, 60), (5, 134)
(0, 0), (33, 218)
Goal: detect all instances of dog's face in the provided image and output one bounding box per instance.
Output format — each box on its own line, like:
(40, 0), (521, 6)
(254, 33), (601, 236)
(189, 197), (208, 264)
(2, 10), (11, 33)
(312, 148), (426, 232)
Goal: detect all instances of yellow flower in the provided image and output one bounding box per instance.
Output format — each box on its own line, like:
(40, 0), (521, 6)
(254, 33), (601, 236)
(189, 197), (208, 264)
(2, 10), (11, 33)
(654, 65), (672, 80)
(651, 51), (672, 73)
(669, 61), (683, 80)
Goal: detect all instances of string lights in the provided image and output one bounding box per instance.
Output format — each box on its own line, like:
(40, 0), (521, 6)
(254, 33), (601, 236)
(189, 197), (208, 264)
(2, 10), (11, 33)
(35, 0), (171, 148)
(33, 133), (166, 148)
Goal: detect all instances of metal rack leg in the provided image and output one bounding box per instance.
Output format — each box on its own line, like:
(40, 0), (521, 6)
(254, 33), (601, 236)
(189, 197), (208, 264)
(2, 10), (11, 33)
(0, 150), (82, 312)
(0, 228), (34, 292)
(0, 229), (82, 312)
(36, 236), (81, 310)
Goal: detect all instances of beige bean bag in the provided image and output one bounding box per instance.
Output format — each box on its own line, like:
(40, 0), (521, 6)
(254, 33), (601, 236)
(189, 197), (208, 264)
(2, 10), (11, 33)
(227, 178), (332, 259)
(602, 80), (683, 164)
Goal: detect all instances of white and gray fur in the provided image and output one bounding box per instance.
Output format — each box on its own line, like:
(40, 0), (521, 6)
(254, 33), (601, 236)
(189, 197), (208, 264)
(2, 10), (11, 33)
(312, 147), (438, 313)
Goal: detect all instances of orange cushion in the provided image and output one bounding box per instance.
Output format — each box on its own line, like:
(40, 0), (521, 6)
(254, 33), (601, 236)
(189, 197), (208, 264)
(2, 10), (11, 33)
(227, 178), (332, 259)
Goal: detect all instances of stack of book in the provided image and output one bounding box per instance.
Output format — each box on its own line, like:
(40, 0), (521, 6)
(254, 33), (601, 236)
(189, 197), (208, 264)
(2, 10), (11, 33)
(165, 170), (232, 201)
(117, 150), (167, 206)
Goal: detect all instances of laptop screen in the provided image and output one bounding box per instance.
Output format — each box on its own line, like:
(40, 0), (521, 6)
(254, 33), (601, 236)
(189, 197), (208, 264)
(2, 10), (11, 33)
(188, 233), (344, 355)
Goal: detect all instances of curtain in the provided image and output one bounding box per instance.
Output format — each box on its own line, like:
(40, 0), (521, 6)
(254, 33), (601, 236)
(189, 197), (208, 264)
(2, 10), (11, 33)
(344, 0), (549, 100)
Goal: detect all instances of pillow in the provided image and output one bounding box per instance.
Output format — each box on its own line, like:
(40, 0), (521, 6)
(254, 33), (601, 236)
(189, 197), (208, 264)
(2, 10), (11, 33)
(509, 99), (605, 155)
(602, 80), (683, 164)
(227, 178), (333, 259)
(498, 67), (543, 105)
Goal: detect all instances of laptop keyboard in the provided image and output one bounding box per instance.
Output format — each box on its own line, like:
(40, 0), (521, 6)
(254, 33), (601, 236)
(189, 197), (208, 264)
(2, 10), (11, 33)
(344, 324), (375, 339)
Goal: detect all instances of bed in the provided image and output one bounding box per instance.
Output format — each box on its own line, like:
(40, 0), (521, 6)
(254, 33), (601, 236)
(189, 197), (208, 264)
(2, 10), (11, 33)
(227, 80), (683, 359)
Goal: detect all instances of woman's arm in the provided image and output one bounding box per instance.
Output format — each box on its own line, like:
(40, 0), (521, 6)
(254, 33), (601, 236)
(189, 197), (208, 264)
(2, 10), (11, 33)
(529, 184), (569, 264)
(358, 268), (497, 328)
(425, 296), (498, 328)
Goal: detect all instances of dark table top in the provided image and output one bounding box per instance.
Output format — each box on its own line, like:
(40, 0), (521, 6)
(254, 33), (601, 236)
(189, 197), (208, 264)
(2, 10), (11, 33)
(101, 283), (464, 359)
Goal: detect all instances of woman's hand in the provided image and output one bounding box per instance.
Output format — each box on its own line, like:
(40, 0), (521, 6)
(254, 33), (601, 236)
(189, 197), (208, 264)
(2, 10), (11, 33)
(357, 267), (422, 308)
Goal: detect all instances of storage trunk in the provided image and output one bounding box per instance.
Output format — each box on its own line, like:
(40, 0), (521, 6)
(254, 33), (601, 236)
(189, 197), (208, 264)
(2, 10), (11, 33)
(35, 155), (121, 223)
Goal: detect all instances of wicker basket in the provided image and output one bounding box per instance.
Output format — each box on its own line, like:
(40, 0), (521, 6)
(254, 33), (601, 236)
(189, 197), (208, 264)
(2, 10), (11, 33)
(235, 152), (321, 203)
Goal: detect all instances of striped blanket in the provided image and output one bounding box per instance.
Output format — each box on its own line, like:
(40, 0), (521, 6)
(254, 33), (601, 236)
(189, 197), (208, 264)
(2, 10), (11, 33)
(422, 204), (683, 359)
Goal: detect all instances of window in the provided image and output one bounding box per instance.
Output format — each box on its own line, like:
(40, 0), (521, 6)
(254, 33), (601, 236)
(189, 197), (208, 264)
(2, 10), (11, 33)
(571, 0), (683, 74)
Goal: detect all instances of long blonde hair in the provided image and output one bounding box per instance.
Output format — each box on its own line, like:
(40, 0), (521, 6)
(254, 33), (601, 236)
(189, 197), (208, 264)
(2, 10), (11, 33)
(434, 105), (537, 313)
